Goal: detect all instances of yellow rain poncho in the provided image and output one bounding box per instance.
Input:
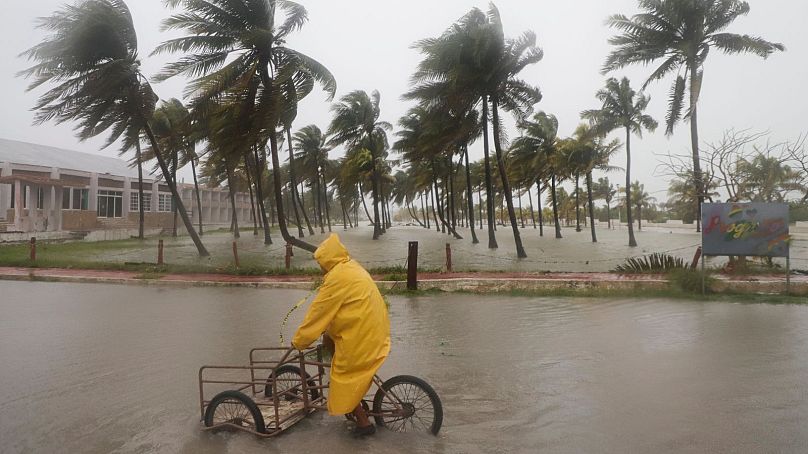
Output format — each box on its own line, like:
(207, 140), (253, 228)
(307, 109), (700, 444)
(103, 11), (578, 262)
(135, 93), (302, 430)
(292, 234), (391, 415)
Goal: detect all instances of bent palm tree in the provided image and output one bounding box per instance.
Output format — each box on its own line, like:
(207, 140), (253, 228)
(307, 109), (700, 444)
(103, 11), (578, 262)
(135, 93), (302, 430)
(20, 0), (208, 255)
(604, 0), (784, 230)
(582, 77), (657, 247)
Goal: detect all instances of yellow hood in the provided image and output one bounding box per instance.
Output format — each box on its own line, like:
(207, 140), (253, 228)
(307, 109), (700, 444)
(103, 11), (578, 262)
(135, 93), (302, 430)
(314, 234), (350, 272)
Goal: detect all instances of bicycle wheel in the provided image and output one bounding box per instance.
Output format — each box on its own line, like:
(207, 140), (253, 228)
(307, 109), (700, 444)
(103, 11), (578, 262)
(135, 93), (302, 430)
(204, 390), (266, 434)
(372, 375), (443, 435)
(264, 364), (319, 401)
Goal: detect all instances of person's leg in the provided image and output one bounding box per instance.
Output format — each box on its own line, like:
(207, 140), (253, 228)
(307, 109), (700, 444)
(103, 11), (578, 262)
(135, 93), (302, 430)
(352, 403), (375, 436)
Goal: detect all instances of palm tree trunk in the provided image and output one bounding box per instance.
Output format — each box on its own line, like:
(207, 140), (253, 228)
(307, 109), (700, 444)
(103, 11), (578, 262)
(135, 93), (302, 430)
(607, 199), (611, 229)
(463, 147), (479, 244)
(252, 146), (273, 245)
(359, 183), (373, 225)
(518, 188), (525, 228)
(298, 184), (315, 235)
(190, 158), (203, 236)
(171, 149), (178, 238)
(575, 173), (582, 232)
(689, 66), (704, 233)
(637, 204), (642, 231)
(430, 188), (440, 232)
(432, 177), (462, 239)
(491, 99), (526, 258)
(550, 174), (562, 239)
(224, 159), (240, 239)
(143, 124), (208, 256)
(244, 163), (258, 236)
(323, 173), (332, 232)
(586, 172), (597, 243)
(481, 95), (498, 249)
(625, 127), (637, 247)
(285, 129), (307, 238)
(315, 172), (325, 234)
(478, 187), (483, 230)
(135, 140), (145, 240)
(267, 128), (315, 252)
(536, 180), (544, 237)
(527, 185), (536, 229)
(421, 192), (429, 229)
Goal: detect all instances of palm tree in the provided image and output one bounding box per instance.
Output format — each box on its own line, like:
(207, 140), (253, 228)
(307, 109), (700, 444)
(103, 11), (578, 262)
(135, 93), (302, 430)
(582, 77), (657, 247)
(328, 90), (391, 240)
(20, 0), (208, 255)
(512, 112), (563, 239)
(627, 181), (656, 231)
(736, 154), (802, 203)
(294, 125), (334, 234)
(567, 124), (621, 242)
(594, 177), (617, 229)
(604, 0), (784, 230)
(156, 0), (336, 253)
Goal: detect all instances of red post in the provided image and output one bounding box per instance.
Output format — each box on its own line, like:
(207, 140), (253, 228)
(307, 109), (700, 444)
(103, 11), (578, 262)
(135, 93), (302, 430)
(285, 243), (293, 270)
(29, 237), (36, 261)
(445, 243), (452, 273)
(407, 241), (418, 290)
(232, 241), (240, 268)
(691, 246), (702, 270)
(157, 239), (164, 265)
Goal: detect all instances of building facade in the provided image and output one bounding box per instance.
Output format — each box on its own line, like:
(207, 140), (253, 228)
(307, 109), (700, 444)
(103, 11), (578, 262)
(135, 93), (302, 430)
(0, 138), (252, 234)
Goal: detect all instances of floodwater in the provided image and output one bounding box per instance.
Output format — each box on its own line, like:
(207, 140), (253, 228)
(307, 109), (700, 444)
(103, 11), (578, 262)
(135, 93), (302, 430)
(1, 282), (808, 453)
(70, 225), (807, 272)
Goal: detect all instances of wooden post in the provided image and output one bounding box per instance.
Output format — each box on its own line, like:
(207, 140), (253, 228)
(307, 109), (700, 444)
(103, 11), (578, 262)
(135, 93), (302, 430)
(445, 243), (452, 273)
(232, 241), (240, 268)
(285, 243), (293, 270)
(407, 241), (418, 291)
(690, 246), (702, 270)
(157, 239), (164, 265)
(29, 237), (36, 261)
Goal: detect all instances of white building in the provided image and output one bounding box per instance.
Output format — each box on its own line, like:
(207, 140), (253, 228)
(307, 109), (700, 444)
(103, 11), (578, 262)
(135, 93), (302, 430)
(0, 138), (252, 234)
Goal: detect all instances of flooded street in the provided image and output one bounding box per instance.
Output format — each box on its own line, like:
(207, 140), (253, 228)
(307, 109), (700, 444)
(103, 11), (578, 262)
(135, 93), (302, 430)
(2, 281), (808, 453)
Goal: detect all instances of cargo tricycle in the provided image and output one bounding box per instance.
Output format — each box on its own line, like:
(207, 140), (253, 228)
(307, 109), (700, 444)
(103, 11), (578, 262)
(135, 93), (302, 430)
(198, 345), (443, 438)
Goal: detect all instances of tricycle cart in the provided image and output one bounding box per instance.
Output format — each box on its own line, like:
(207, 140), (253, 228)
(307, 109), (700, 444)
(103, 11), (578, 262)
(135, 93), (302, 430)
(198, 345), (443, 438)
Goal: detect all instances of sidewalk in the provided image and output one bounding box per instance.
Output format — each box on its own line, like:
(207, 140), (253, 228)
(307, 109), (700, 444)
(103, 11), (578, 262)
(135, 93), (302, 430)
(0, 267), (805, 295)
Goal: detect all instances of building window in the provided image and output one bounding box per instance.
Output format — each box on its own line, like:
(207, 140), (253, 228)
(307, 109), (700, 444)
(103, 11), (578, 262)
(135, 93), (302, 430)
(97, 190), (123, 218)
(130, 192), (152, 212)
(158, 194), (174, 212)
(36, 187), (45, 210)
(62, 188), (71, 210)
(72, 188), (89, 210)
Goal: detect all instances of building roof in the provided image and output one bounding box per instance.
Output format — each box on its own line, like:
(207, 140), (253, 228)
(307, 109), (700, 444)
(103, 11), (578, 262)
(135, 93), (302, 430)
(0, 138), (141, 178)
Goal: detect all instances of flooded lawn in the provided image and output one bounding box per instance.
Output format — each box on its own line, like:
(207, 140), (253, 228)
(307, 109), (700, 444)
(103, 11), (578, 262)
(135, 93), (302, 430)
(1, 281), (808, 453)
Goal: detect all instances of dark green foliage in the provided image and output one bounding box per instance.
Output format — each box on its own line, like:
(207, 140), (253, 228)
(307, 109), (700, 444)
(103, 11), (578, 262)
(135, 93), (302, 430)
(613, 253), (687, 273)
(669, 269), (715, 294)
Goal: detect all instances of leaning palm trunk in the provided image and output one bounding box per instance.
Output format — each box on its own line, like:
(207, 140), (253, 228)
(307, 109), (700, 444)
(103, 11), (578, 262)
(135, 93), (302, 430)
(575, 173), (582, 232)
(285, 129), (307, 237)
(245, 166), (259, 236)
(625, 128), (637, 247)
(224, 160), (240, 239)
(536, 180), (544, 237)
(689, 69), (704, 233)
(491, 100), (527, 258)
(323, 174), (332, 232)
(527, 186), (536, 229)
(190, 158), (203, 236)
(550, 174), (562, 239)
(171, 150), (178, 237)
(586, 172), (597, 243)
(430, 189), (440, 232)
(135, 140), (145, 240)
(143, 125), (209, 256)
(267, 129), (316, 252)
(481, 96), (498, 249)
(251, 146), (272, 245)
(433, 177), (462, 239)
(464, 147), (479, 244)
(358, 183), (373, 226)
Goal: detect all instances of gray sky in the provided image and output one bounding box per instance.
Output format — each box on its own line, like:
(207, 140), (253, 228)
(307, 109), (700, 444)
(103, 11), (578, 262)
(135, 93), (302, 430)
(2, 0), (805, 201)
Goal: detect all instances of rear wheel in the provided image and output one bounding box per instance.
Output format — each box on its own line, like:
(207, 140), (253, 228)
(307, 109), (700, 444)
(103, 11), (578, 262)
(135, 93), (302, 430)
(264, 364), (319, 401)
(372, 375), (443, 435)
(204, 390), (266, 434)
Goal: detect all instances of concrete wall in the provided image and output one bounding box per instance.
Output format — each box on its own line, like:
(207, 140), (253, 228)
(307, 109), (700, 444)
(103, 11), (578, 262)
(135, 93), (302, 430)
(63, 211), (99, 231)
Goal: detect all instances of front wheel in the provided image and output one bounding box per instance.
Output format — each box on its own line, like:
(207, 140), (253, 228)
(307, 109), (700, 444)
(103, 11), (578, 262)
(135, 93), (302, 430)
(372, 375), (443, 435)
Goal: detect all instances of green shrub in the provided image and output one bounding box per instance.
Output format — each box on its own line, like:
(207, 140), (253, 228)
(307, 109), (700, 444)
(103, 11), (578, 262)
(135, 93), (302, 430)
(668, 269), (715, 294)
(613, 253), (688, 273)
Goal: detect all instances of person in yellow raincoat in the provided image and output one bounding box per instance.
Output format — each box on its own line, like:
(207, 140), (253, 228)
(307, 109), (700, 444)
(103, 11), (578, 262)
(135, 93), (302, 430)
(292, 234), (391, 436)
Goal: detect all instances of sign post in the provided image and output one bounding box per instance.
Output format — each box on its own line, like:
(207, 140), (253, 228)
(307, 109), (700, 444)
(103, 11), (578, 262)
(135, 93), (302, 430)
(701, 203), (791, 294)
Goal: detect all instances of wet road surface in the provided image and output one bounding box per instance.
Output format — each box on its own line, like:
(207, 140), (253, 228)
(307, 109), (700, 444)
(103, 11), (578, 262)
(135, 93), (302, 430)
(1, 281), (807, 453)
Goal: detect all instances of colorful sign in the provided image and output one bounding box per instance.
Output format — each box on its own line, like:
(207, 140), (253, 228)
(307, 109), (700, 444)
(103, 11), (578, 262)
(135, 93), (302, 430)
(702, 203), (790, 257)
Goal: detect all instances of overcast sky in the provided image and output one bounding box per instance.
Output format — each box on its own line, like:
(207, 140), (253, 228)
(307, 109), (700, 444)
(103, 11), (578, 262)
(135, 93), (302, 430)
(1, 0), (805, 201)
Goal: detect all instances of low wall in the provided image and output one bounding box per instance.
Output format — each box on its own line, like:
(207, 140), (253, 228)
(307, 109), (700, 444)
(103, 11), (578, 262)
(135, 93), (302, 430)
(83, 228), (163, 242)
(63, 211), (99, 231)
(0, 231), (75, 243)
